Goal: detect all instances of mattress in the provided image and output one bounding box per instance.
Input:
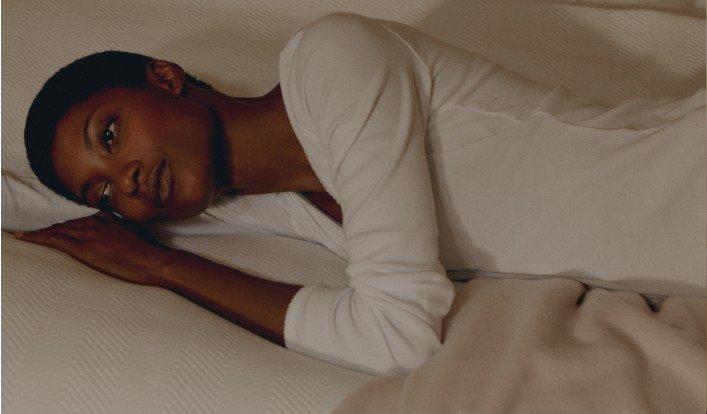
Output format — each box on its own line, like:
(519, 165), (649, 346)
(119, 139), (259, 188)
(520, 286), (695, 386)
(2, 232), (376, 413)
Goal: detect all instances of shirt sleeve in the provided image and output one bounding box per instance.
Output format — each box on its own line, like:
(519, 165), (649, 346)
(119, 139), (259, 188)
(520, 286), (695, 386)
(281, 13), (455, 376)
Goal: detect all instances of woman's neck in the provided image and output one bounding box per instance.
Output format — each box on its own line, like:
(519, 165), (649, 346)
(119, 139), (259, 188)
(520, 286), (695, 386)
(182, 83), (325, 197)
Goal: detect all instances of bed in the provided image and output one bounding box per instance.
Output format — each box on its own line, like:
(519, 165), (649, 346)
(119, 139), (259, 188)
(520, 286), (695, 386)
(3, 0), (705, 412)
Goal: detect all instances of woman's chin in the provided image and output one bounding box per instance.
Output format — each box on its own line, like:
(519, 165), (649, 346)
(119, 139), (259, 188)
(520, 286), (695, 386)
(133, 176), (217, 223)
(154, 196), (213, 223)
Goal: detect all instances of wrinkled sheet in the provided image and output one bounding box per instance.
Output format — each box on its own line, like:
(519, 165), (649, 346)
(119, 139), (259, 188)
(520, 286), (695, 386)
(334, 277), (706, 413)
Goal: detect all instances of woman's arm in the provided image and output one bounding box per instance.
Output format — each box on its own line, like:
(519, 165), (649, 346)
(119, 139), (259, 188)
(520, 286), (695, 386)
(278, 13), (455, 375)
(158, 249), (301, 346)
(13, 211), (302, 346)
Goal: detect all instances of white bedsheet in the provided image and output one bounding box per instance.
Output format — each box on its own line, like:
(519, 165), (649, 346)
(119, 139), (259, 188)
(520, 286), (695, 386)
(334, 277), (706, 413)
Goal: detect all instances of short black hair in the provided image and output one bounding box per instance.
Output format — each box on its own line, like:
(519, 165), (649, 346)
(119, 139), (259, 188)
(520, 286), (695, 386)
(24, 50), (212, 206)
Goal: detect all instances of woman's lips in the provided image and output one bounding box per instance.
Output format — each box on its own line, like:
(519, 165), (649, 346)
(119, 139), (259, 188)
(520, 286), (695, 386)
(151, 159), (171, 208)
(158, 159), (171, 207)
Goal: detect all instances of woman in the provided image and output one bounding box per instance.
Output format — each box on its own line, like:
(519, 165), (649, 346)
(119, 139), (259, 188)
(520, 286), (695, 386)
(17, 12), (702, 375)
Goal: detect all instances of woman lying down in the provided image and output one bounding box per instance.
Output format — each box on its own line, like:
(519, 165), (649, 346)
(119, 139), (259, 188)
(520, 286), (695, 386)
(17, 12), (702, 375)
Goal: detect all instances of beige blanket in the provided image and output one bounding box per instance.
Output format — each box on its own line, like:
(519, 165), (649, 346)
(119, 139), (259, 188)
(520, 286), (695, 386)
(334, 278), (706, 413)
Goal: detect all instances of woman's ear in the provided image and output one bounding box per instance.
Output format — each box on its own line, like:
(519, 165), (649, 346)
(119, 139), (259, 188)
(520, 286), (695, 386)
(145, 59), (185, 95)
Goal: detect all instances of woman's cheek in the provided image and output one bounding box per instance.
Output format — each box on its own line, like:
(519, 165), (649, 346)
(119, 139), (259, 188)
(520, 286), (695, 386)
(176, 167), (213, 205)
(115, 199), (160, 223)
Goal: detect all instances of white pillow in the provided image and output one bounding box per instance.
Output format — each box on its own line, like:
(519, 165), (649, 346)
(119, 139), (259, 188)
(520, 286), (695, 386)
(0, 172), (266, 235)
(1, 172), (95, 231)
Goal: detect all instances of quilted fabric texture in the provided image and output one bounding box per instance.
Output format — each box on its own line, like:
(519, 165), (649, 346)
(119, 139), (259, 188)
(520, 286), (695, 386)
(3, 0), (704, 177)
(2, 232), (374, 413)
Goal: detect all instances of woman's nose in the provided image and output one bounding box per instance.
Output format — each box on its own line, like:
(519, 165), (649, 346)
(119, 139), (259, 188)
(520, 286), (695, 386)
(116, 160), (143, 197)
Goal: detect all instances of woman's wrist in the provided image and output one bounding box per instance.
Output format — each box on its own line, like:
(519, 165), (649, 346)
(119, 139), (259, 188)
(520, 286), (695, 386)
(143, 246), (186, 289)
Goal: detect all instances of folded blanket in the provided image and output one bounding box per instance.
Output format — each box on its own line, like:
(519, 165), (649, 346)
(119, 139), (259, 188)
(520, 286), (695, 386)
(334, 277), (706, 413)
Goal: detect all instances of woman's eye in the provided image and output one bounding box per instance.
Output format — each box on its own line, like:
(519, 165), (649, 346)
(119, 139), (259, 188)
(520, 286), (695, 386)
(101, 119), (116, 151)
(99, 182), (112, 209)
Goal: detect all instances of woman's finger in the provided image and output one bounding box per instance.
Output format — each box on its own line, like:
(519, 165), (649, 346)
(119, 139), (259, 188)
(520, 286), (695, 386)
(50, 224), (90, 240)
(118, 218), (156, 241)
(93, 211), (116, 222)
(63, 216), (101, 229)
(21, 223), (84, 240)
(14, 229), (81, 253)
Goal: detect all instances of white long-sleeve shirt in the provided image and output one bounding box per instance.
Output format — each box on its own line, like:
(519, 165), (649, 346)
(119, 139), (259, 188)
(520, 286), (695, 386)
(274, 13), (705, 375)
(158, 13), (704, 376)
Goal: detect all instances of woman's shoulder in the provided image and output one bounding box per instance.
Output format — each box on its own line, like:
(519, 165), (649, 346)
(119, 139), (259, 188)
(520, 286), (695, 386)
(277, 12), (424, 149)
(281, 13), (411, 68)
(298, 12), (386, 42)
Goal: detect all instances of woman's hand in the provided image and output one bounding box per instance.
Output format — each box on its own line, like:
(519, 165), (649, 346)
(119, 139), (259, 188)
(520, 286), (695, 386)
(12, 211), (171, 287)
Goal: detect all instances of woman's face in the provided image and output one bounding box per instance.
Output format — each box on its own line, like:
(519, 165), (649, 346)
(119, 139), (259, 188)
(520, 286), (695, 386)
(52, 86), (220, 222)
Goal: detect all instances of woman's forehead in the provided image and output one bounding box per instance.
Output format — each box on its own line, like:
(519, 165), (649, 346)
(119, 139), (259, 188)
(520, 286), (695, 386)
(54, 87), (135, 145)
